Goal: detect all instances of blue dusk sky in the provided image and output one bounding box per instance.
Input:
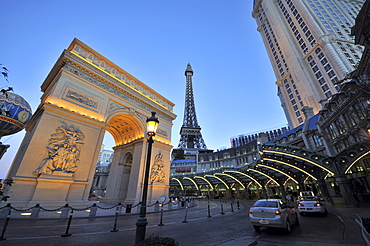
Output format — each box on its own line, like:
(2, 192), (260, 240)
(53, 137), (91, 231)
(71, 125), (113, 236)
(0, 1), (288, 178)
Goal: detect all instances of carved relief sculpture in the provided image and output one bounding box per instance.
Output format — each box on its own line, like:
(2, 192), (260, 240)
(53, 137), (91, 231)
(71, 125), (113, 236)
(149, 153), (165, 183)
(34, 125), (85, 176)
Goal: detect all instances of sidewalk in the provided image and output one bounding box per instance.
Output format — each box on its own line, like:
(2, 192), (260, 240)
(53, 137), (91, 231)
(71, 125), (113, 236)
(3, 199), (370, 220)
(0, 199), (191, 220)
(326, 202), (370, 221)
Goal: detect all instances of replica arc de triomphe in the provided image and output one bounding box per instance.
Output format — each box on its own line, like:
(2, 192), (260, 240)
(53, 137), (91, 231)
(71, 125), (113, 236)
(6, 38), (176, 207)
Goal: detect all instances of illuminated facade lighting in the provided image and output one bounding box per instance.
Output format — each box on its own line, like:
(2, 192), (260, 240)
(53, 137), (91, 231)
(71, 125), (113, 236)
(217, 172), (245, 189)
(183, 177), (199, 190)
(194, 176), (214, 190)
(205, 175), (230, 189)
(171, 178), (184, 190)
(257, 164), (298, 184)
(247, 168), (280, 186)
(224, 170), (262, 188)
(264, 158), (317, 180)
(263, 150), (334, 175)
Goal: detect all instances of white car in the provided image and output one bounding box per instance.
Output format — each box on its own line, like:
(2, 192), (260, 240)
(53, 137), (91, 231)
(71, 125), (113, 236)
(249, 199), (299, 233)
(297, 196), (327, 216)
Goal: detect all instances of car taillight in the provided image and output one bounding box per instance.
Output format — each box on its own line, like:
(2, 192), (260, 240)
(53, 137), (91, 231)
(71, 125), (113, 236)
(275, 210), (281, 215)
(314, 203), (321, 207)
(298, 203), (304, 207)
(249, 209), (253, 214)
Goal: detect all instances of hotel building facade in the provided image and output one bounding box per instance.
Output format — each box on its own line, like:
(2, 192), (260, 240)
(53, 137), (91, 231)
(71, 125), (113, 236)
(252, 0), (365, 128)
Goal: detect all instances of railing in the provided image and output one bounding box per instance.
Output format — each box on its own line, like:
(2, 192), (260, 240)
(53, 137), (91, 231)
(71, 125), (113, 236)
(0, 198), (239, 241)
(0, 199), (188, 219)
(356, 214), (370, 246)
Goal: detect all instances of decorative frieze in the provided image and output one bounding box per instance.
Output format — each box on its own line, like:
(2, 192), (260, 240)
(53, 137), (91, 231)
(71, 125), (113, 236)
(66, 90), (98, 109)
(150, 153), (165, 183)
(34, 125), (85, 176)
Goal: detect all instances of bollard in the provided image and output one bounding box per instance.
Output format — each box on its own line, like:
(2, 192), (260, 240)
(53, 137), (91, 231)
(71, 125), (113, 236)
(60, 204), (70, 219)
(154, 201), (160, 212)
(31, 204), (41, 219)
(125, 204), (132, 213)
(0, 207), (11, 241)
(207, 201), (212, 218)
(168, 202), (172, 210)
(158, 208), (164, 226)
(191, 199), (195, 207)
(111, 209), (119, 232)
(182, 205), (189, 223)
(117, 204), (123, 215)
(221, 202), (225, 215)
(89, 204), (98, 217)
(61, 210), (73, 237)
(231, 201), (234, 212)
(237, 200), (240, 210)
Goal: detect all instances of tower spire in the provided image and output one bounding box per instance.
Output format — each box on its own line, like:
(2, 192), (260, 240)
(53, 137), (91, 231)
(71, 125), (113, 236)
(178, 63), (208, 149)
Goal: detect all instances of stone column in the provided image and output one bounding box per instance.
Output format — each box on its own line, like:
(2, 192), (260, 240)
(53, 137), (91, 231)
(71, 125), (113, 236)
(317, 178), (333, 205)
(245, 188), (250, 200)
(335, 174), (358, 207)
(257, 187), (262, 199)
(261, 187), (267, 199)
(298, 183), (305, 193)
(279, 186), (287, 201)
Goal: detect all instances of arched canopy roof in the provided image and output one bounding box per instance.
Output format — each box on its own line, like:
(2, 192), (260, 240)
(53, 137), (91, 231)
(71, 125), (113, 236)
(170, 143), (351, 191)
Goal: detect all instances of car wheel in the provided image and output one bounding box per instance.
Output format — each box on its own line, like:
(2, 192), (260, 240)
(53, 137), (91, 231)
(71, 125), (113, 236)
(323, 210), (328, 217)
(300, 212), (305, 216)
(295, 213), (300, 226)
(253, 225), (261, 232)
(285, 220), (291, 233)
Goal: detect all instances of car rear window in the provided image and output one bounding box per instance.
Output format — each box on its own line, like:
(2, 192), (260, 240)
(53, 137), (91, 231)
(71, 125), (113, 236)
(253, 200), (278, 208)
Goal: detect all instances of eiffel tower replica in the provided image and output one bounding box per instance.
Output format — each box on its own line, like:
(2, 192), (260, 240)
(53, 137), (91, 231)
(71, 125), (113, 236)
(172, 63), (212, 160)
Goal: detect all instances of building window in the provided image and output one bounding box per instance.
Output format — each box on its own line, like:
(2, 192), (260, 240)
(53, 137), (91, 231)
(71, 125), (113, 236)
(353, 102), (366, 120)
(335, 119), (346, 134)
(327, 125), (337, 139)
(312, 135), (323, 147)
(343, 112), (356, 127)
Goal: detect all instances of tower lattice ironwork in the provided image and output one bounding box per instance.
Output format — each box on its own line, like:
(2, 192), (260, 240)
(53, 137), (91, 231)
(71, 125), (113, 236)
(178, 63), (208, 150)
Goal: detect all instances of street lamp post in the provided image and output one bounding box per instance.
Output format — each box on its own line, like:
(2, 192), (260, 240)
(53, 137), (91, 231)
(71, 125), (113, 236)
(135, 112), (159, 244)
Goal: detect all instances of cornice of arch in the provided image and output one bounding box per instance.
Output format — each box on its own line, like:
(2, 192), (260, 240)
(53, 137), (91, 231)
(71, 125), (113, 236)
(61, 55), (176, 122)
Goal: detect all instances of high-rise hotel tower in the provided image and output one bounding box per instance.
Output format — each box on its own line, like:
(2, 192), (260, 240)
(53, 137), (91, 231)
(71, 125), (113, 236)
(252, 0), (365, 127)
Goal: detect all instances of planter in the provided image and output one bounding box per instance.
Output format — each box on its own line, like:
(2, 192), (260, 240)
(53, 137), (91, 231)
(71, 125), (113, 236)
(135, 235), (179, 246)
(356, 215), (370, 246)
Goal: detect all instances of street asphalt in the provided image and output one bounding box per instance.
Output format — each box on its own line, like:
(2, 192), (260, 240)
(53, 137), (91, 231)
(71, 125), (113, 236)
(0, 199), (369, 246)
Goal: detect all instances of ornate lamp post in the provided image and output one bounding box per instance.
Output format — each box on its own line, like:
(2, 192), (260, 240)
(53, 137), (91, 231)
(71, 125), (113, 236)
(135, 112), (159, 244)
